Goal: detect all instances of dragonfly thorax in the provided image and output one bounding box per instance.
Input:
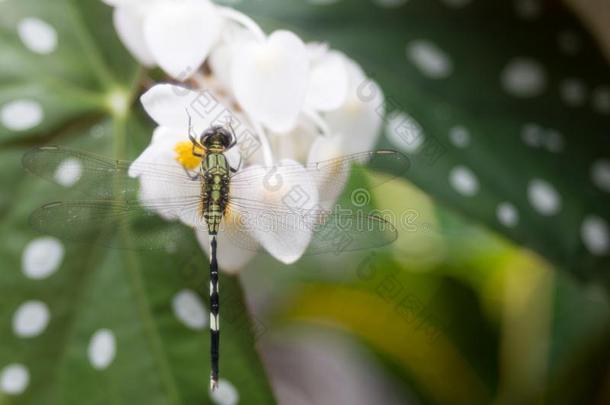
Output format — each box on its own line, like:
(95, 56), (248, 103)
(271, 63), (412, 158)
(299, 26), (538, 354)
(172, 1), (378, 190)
(201, 150), (230, 236)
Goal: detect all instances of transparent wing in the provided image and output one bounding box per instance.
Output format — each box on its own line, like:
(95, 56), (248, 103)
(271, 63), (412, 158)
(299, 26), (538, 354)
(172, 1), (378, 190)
(221, 149), (409, 255)
(229, 150), (410, 203)
(24, 146), (409, 254)
(29, 197), (205, 251)
(22, 145), (201, 199)
(223, 200), (397, 255)
(23, 146), (211, 251)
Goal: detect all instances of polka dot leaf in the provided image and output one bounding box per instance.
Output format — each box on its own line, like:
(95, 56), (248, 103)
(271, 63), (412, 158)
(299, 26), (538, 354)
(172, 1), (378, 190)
(0, 1), (277, 402)
(0, 122), (275, 404)
(0, 0), (139, 142)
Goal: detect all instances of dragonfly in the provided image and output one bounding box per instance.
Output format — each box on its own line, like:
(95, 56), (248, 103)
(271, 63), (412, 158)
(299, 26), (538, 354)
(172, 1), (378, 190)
(22, 126), (411, 391)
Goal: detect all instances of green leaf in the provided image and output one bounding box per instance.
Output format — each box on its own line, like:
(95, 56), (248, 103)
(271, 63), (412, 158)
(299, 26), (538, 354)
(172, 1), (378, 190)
(0, 0), (137, 143)
(0, 1), (276, 403)
(0, 123), (275, 404)
(0, 126), (276, 404)
(237, 0), (610, 284)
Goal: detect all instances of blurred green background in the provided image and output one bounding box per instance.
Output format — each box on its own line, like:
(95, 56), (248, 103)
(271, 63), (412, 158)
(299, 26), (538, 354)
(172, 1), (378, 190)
(1, 0), (609, 404)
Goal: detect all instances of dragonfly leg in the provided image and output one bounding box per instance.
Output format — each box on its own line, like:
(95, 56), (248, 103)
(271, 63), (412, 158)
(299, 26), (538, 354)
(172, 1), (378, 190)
(227, 117), (238, 149)
(186, 108), (205, 158)
(190, 140), (204, 159)
(182, 166), (200, 181)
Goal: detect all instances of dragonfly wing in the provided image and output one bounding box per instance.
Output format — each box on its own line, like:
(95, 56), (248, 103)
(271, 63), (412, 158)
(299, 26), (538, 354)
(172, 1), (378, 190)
(22, 145), (201, 199)
(229, 150), (411, 204)
(308, 212), (398, 254)
(30, 198), (205, 251)
(222, 200), (397, 257)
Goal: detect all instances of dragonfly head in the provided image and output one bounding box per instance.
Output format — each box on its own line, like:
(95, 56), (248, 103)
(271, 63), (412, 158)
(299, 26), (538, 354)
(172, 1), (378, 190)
(200, 126), (235, 152)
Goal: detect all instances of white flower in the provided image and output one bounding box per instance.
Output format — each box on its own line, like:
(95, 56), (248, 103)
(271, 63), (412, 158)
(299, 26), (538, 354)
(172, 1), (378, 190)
(231, 30), (310, 133)
(102, 0), (370, 136)
(105, 0), (223, 78)
(113, 4), (386, 271)
(322, 58), (385, 156)
(305, 43), (350, 112)
(133, 84), (322, 269)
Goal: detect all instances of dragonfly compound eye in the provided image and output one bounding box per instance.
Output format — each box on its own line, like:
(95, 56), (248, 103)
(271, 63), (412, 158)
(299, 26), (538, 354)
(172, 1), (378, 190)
(202, 127), (233, 149)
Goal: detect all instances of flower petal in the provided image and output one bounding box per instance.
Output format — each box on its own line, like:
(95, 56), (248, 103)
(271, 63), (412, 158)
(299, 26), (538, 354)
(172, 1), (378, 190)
(208, 25), (255, 96)
(143, 0), (223, 79)
(307, 60), (384, 209)
(208, 43), (234, 94)
(305, 51), (349, 112)
(306, 135), (351, 209)
(113, 6), (156, 67)
(232, 30), (310, 133)
(195, 227), (257, 274)
(129, 127), (184, 179)
(306, 41), (330, 61)
(140, 84), (232, 135)
(325, 59), (385, 154)
(231, 162), (319, 264)
(270, 119), (318, 163)
(129, 126), (197, 221)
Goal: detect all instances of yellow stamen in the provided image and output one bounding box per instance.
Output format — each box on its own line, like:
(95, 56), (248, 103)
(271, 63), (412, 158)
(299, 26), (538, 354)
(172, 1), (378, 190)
(174, 141), (204, 170)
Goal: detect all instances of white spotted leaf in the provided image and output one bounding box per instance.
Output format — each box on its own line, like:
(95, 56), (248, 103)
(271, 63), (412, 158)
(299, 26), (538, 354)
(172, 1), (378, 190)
(0, 0), (138, 142)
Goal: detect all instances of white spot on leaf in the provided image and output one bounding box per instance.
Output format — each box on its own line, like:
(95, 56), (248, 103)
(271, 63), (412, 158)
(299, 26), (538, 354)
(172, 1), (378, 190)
(557, 30), (581, 55)
(440, 0), (472, 8)
(497, 202), (519, 227)
(522, 124), (563, 152)
(406, 40), (453, 79)
(306, 0), (340, 4)
(54, 158), (82, 187)
(559, 78), (587, 107)
(522, 123), (544, 147)
(0, 100), (43, 131)
(210, 379), (239, 405)
(18, 17), (58, 55)
(528, 179), (561, 216)
(106, 89), (130, 118)
(12, 300), (50, 338)
(449, 126), (470, 147)
(501, 58), (546, 97)
(581, 216), (609, 256)
(592, 86), (610, 115)
(386, 111), (424, 153)
(22, 237), (64, 280)
(591, 159), (610, 192)
(515, 0), (541, 20)
(88, 329), (116, 370)
(172, 289), (207, 330)
(544, 130), (563, 153)
(0, 364), (29, 395)
(449, 166), (479, 196)
(373, 0), (408, 7)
